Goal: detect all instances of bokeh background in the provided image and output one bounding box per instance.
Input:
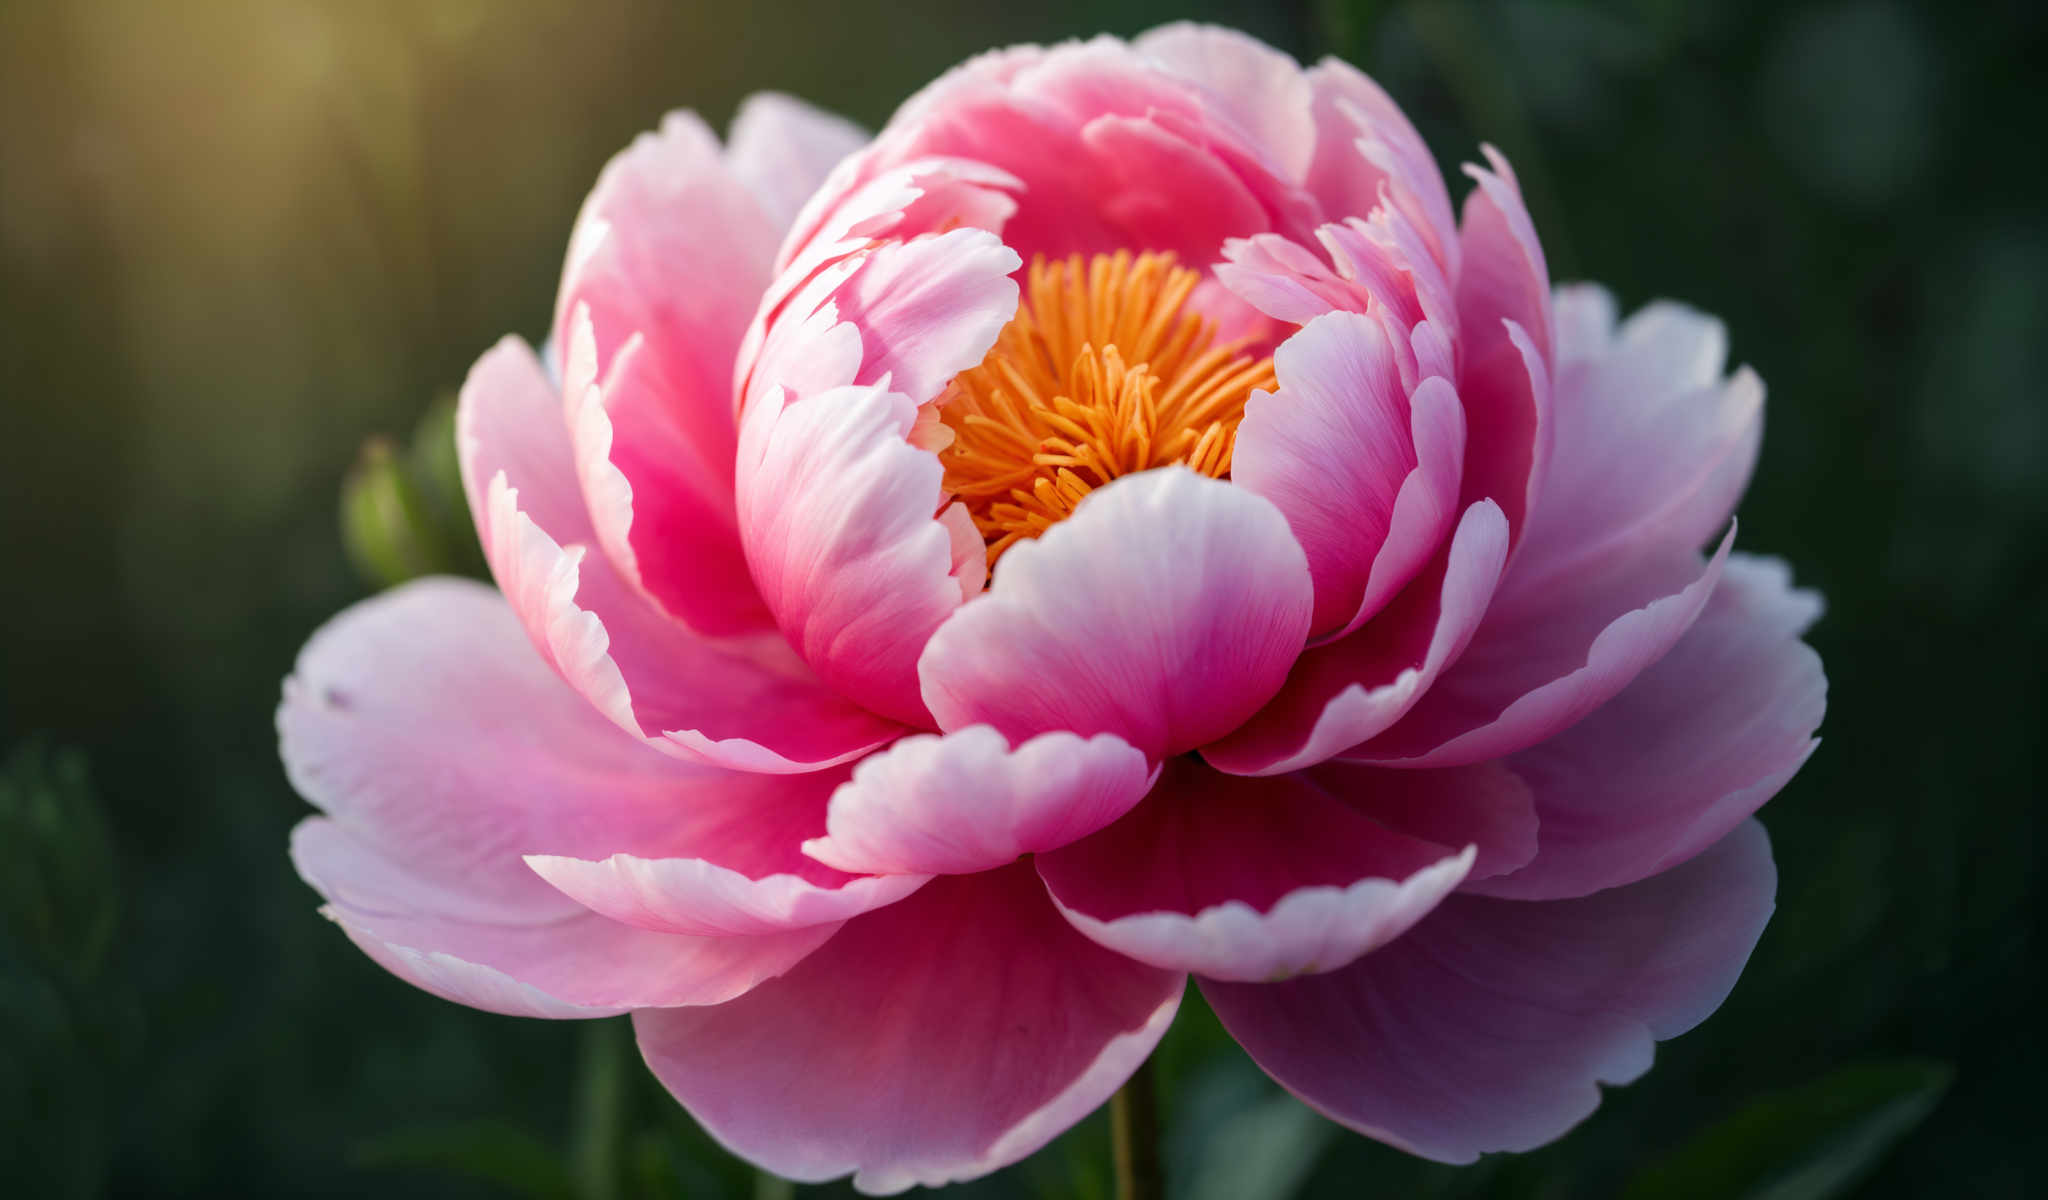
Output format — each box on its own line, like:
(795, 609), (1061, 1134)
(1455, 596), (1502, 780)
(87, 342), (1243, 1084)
(3, 1), (2040, 1196)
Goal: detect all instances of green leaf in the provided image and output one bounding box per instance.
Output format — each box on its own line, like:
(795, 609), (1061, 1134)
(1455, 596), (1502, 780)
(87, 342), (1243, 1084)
(1167, 1054), (1334, 1200)
(1622, 1060), (1954, 1200)
(352, 1118), (579, 1200)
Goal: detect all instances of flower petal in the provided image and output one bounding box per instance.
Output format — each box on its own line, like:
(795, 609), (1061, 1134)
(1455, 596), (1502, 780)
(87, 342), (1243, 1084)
(725, 91), (868, 236)
(1037, 760), (1475, 982)
(634, 864), (1184, 1192)
(1510, 284), (1764, 593)
(280, 579), (832, 1016)
(562, 307), (768, 635)
(1352, 525), (1737, 767)
(920, 468), (1315, 759)
(1201, 498), (1510, 776)
(802, 726), (1154, 876)
(1204, 820), (1777, 1163)
(1304, 759), (1538, 883)
(1134, 22), (1316, 182)
(1304, 58), (1459, 274)
(457, 339), (900, 771)
(552, 113), (779, 630)
(523, 765), (926, 938)
(736, 383), (970, 726)
(1234, 310), (1465, 636)
(1471, 555), (1825, 900)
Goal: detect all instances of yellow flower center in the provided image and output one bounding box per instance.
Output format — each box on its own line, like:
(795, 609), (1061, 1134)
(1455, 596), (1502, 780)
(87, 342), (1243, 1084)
(936, 251), (1278, 567)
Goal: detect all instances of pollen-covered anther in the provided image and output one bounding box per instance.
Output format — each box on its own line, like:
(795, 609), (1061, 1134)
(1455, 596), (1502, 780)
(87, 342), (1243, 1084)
(936, 251), (1277, 566)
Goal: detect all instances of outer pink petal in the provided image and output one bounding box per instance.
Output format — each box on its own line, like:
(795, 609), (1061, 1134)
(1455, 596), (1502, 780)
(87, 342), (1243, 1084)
(1205, 820), (1777, 1163)
(457, 339), (900, 771)
(1201, 499), (1510, 776)
(1234, 311), (1464, 636)
(735, 383), (968, 727)
(280, 579), (831, 1016)
(725, 91), (868, 236)
(801, 726), (1154, 876)
(1351, 525), (1737, 767)
(1134, 22), (1316, 182)
(633, 865), (1184, 1192)
(523, 764), (926, 938)
(920, 468), (1315, 759)
(832, 229), (1023, 405)
(1510, 284), (1765, 593)
(1304, 760), (1539, 883)
(1037, 761), (1475, 982)
(1471, 555), (1825, 900)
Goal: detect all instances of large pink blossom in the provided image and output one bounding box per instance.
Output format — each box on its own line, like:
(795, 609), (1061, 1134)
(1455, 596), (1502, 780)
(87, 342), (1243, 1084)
(283, 24), (1826, 1191)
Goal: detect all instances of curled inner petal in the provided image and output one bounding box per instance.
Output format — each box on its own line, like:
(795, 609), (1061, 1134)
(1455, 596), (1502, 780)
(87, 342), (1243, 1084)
(937, 251), (1277, 565)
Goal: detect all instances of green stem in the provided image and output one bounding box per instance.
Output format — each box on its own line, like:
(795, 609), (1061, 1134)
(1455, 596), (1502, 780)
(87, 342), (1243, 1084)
(1111, 1057), (1163, 1200)
(569, 1017), (628, 1200)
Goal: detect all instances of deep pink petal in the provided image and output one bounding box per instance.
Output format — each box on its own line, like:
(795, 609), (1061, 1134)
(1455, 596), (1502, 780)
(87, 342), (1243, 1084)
(1510, 284), (1764, 593)
(562, 307), (769, 635)
(1304, 760), (1538, 883)
(1472, 556), (1825, 900)
(280, 579), (831, 1016)
(1455, 149), (1554, 546)
(1205, 820), (1777, 1163)
(1235, 311), (1464, 636)
(553, 115), (777, 629)
(1352, 525), (1737, 767)
(1202, 499), (1510, 776)
(1038, 760), (1474, 982)
(457, 339), (900, 771)
(1303, 58), (1459, 275)
(802, 726), (1154, 876)
(920, 469), (1315, 759)
(725, 91), (868, 235)
(634, 865), (1184, 1191)
(523, 765), (925, 938)
(735, 383), (970, 726)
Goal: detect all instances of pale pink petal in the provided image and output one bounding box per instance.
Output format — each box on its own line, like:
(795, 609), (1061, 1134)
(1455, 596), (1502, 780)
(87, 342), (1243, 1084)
(298, 821), (830, 1018)
(725, 91), (868, 236)
(920, 469), (1315, 759)
(561, 308), (768, 635)
(736, 383), (966, 727)
(1304, 760), (1539, 883)
(634, 865), (1184, 1192)
(1472, 556), (1825, 900)
(457, 339), (900, 771)
(1206, 820), (1776, 1163)
(280, 579), (831, 1016)
(1511, 284), (1764, 592)
(802, 726), (1154, 876)
(1234, 311), (1465, 636)
(1352, 526), (1737, 767)
(1037, 760), (1475, 982)
(1202, 499), (1510, 776)
(523, 764), (925, 938)
(1134, 23), (1316, 181)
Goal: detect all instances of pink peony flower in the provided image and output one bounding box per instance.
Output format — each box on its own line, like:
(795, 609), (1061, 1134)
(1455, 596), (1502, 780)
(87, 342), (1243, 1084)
(283, 24), (1827, 1191)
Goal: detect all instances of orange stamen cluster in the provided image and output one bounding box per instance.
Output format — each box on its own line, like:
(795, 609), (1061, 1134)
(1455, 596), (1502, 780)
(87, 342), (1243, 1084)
(936, 251), (1277, 566)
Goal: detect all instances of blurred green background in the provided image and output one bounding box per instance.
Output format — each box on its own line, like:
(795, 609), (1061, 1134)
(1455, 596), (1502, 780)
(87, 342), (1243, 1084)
(1, 0), (2039, 1196)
